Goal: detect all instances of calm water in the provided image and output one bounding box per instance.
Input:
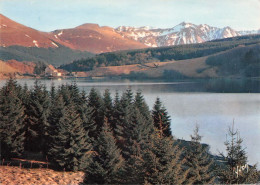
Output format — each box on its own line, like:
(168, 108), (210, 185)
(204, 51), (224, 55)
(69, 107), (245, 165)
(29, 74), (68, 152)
(0, 78), (259, 166)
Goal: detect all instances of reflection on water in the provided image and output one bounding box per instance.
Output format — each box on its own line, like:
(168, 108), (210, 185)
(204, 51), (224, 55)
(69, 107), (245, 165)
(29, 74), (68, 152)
(0, 78), (259, 166)
(1, 78), (259, 93)
(204, 78), (260, 93)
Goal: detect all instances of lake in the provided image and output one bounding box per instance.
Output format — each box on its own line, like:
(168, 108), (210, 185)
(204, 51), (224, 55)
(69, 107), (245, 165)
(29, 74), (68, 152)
(0, 78), (259, 167)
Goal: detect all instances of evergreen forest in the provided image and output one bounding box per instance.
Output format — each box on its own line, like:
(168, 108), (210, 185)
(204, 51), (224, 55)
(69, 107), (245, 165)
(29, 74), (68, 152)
(0, 78), (259, 184)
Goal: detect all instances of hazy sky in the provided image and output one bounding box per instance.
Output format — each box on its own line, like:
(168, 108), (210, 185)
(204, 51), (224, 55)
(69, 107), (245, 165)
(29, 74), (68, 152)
(1, 0), (260, 32)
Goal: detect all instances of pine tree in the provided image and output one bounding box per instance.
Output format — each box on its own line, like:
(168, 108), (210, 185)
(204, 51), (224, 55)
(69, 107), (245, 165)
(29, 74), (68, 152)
(111, 91), (127, 150)
(133, 91), (154, 138)
(134, 91), (151, 121)
(144, 131), (189, 184)
(218, 122), (259, 184)
(87, 88), (104, 140)
(110, 91), (120, 131)
(121, 106), (154, 184)
(152, 97), (172, 137)
(143, 112), (188, 185)
(84, 118), (124, 184)
(68, 82), (81, 105)
(49, 82), (56, 101)
(20, 83), (30, 107)
(124, 88), (134, 106)
(102, 89), (113, 124)
(58, 84), (72, 105)
(78, 90), (96, 141)
(58, 84), (96, 139)
(110, 89), (157, 184)
(0, 78), (25, 159)
(113, 89), (134, 148)
(184, 125), (216, 184)
(48, 95), (92, 171)
(24, 80), (51, 153)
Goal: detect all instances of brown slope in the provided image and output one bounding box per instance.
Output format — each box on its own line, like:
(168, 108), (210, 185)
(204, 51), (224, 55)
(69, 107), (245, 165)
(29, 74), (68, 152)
(0, 59), (36, 79)
(0, 14), (147, 53)
(0, 14), (71, 48)
(52, 23), (148, 53)
(0, 60), (17, 73)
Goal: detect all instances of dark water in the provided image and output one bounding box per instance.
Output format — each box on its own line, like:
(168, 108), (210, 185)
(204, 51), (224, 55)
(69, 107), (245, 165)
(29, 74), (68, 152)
(0, 78), (259, 166)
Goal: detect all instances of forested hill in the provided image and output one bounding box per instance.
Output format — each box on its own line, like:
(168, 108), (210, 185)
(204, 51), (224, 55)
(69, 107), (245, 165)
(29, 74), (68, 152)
(206, 43), (260, 77)
(0, 45), (94, 67)
(60, 34), (260, 72)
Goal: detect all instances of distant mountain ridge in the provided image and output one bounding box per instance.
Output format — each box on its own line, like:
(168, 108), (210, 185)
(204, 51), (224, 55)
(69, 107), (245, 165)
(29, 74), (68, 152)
(51, 23), (147, 53)
(0, 14), (147, 53)
(1, 14), (259, 53)
(115, 22), (260, 47)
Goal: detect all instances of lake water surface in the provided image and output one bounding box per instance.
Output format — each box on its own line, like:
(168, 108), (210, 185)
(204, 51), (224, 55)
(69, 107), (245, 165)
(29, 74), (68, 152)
(1, 78), (259, 167)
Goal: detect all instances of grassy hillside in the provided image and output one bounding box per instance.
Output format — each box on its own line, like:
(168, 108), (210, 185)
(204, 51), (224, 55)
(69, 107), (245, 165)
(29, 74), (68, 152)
(73, 56), (215, 79)
(60, 34), (260, 72)
(0, 45), (94, 67)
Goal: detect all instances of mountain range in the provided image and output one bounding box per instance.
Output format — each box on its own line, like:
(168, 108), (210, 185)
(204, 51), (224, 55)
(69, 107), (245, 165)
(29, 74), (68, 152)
(116, 23), (259, 47)
(1, 14), (259, 53)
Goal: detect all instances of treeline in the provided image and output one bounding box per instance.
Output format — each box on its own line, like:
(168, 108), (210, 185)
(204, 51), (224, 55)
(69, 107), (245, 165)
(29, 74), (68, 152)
(206, 43), (260, 77)
(0, 79), (259, 184)
(60, 35), (260, 72)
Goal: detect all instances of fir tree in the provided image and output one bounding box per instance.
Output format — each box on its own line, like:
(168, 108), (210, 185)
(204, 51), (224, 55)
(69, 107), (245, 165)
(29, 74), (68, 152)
(143, 114), (188, 185)
(144, 132), (189, 184)
(58, 84), (72, 105)
(113, 89), (134, 148)
(110, 91), (120, 131)
(121, 106), (154, 184)
(48, 95), (92, 171)
(24, 80), (50, 153)
(78, 90), (96, 141)
(84, 118), (124, 184)
(87, 88), (104, 140)
(102, 89), (113, 125)
(0, 78), (25, 159)
(184, 125), (216, 184)
(111, 91), (127, 149)
(134, 91), (151, 121)
(19, 83), (30, 107)
(218, 122), (259, 184)
(68, 82), (81, 105)
(133, 91), (154, 138)
(49, 82), (56, 101)
(124, 88), (134, 106)
(112, 89), (155, 184)
(152, 97), (172, 137)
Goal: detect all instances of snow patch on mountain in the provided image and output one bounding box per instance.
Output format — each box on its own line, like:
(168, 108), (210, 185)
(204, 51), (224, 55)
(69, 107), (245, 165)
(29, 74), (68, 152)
(58, 31), (63, 36)
(52, 42), (59, 47)
(33, 40), (39, 47)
